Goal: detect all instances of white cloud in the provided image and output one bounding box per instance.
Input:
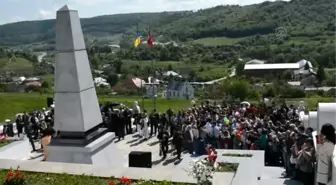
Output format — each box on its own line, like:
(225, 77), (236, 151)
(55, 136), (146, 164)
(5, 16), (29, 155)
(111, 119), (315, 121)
(70, 0), (110, 6)
(10, 16), (24, 22)
(38, 9), (54, 19)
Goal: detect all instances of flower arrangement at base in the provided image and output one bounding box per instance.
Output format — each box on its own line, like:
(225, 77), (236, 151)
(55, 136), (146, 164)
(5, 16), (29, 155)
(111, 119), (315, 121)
(4, 167), (26, 185)
(108, 176), (132, 185)
(188, 146), (218, 185)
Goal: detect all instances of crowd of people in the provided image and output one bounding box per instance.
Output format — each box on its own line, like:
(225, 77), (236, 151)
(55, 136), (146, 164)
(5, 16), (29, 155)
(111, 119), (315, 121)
(1, 100), (334, 185)
(101, 100), (334, 185)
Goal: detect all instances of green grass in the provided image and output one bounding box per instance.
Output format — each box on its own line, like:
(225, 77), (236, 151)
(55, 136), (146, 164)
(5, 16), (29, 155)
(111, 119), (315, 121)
(0, 170), (190, 185)
(123, 60), (229, 81)
(0, 93), (191, 122)
(0, 58), (9, 68)
(193, 37), (243, 46)
(0, 140), (11, 148)
(216, 163), (239, 172)
(2, 57), (33, 70)
(272, 97), (336, 111)
(123, 60), (185, 69)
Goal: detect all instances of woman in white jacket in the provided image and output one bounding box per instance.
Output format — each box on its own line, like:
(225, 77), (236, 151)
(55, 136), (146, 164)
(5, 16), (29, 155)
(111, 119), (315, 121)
(141, 113), (149, 139)
(316, 123), (335, 185)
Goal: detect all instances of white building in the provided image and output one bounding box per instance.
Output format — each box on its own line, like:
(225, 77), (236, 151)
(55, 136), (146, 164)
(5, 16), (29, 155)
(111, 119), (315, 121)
(163, 71), (182, 78)
(166, 81), (194, 100)
(294, 59), (316, 76)
(146, 85), (158, 98)
(94, 77), (109, 86)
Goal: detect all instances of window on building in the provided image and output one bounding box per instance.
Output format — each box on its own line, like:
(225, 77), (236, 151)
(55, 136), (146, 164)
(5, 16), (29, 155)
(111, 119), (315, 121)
(177, 92), (179, 96)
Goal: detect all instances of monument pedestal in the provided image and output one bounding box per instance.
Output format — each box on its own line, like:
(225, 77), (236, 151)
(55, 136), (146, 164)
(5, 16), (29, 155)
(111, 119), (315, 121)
(47, 132), (125, 166)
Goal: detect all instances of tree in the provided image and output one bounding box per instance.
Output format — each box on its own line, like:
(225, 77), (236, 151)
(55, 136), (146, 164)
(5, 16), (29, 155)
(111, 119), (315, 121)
(235, 62), (245, 76)
(188, 70), (197, 81)
(113, 59), (123, 74)
(282, 70), (293, 80)
(229, 80), (249, 101)
(168, 64), (173, 71)
(107, 73), (119, 87)
(90, 57), (99, 69)
(316, 65), (326, 85)
(41, 81), (49, 89)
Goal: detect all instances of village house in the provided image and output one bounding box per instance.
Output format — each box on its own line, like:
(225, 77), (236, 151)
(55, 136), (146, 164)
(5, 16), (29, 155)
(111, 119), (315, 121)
(243, 59), (316, 80)
(146, 85), (158, 98)
(94, 77), (109, 86)
(166, 81), (194, 100)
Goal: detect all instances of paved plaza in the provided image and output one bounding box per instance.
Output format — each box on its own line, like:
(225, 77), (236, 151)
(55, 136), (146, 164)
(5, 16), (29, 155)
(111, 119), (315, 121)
(0, 133), (197, 170)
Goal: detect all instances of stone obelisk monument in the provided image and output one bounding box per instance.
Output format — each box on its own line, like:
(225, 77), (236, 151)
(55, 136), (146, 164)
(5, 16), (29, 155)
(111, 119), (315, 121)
(47, 5), (124, 166)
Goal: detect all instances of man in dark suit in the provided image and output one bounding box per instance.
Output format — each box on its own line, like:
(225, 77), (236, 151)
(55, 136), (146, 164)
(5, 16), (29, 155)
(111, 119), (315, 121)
(124, 109), (132, 135)
(117, 110), (125, 141)
(173, 130), (184, 159)
(157, 127), (169, 159)
(150, 109), (159, 137)
(23, 112), (36, 152)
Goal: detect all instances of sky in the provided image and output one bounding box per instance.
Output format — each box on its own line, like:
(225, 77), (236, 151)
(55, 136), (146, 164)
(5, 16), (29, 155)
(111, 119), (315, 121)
(0, 0), (279, 25)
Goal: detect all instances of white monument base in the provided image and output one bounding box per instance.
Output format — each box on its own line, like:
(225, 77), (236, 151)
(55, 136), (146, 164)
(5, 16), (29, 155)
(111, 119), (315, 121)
(46, 132), (125, 166)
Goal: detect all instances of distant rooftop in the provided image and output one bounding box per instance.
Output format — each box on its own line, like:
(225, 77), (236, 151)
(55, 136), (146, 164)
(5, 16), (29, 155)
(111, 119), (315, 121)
(244, 63), (300, 70)
(245, 59), (265, 64)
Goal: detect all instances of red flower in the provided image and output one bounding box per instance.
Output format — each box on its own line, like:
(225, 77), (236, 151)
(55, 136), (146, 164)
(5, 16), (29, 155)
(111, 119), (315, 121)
(118, 176), (132, 185)
(6, 171), (15, 181)
(109, 181), (116, 185)
(15, 170), (21, 178)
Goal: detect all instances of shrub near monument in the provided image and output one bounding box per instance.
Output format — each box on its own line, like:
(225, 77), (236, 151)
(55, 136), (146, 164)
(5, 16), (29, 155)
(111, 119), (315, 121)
(1, 169), (192, 185)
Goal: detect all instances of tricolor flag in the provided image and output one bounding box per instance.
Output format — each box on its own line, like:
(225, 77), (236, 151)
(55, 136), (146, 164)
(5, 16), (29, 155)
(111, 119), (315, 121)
(134, 24), (142, 48)
(147, 29), (153, 47)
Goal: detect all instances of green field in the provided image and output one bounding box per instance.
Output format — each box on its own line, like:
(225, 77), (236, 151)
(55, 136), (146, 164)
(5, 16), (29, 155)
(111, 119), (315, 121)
(0, 93), (192, 122)
(193, 37), (243, 46)
(1, 57), (33, 70)
(0, 58), (8, 68)
(123, 60), (230, 81)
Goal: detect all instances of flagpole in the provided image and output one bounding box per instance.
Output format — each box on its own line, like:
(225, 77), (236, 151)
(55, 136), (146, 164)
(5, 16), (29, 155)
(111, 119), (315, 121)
(148, 22), (157, 111)
(136, 23), (145, 112)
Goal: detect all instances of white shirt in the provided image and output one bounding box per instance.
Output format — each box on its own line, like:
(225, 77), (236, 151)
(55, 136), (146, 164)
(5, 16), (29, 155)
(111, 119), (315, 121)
(317, 141), (335, 184)
(205, 122), (212, 134)
(209, 125), (220, 138)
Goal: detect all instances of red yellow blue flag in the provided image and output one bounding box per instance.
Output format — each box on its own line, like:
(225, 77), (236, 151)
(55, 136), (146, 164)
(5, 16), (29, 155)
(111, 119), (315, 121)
(134, 32), (142, 47)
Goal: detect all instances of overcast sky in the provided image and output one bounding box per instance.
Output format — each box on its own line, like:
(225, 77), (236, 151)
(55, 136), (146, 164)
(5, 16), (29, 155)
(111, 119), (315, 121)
(0, 0), (281, 25)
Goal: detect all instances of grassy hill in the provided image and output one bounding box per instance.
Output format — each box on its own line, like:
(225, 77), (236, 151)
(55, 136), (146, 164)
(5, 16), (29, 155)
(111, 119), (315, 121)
(0, 0), (334, 48)
(0, 56), (35, 77)
(0, 57), (33, 70)
(2, 57), (33, 70)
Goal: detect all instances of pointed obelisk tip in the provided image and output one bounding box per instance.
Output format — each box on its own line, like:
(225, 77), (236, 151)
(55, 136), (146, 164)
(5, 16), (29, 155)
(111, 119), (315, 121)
(58, 5), (70, 11)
